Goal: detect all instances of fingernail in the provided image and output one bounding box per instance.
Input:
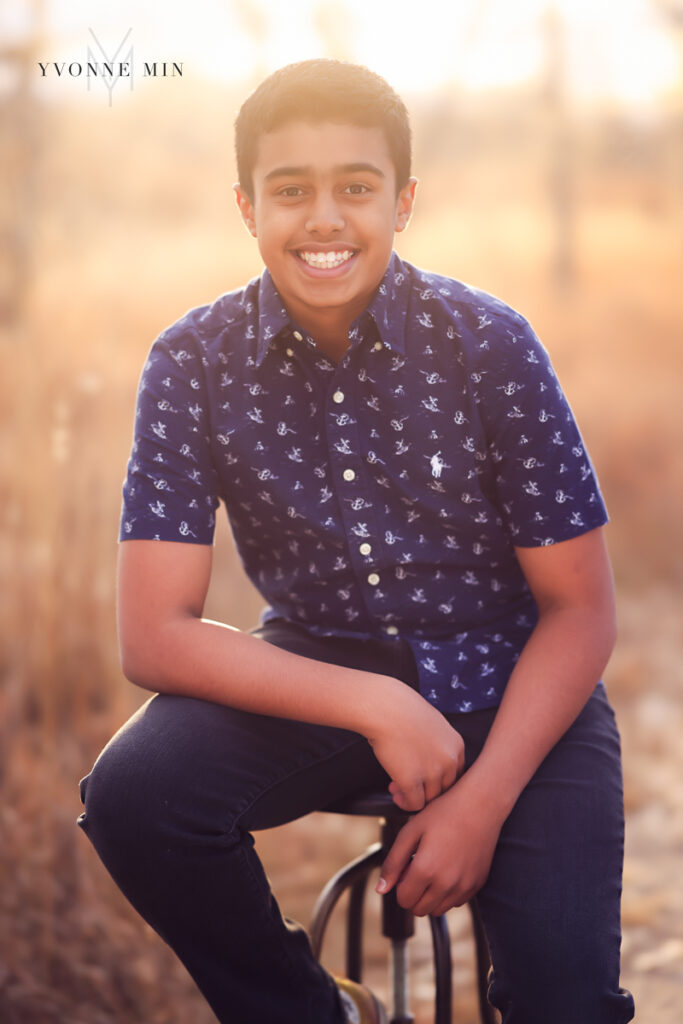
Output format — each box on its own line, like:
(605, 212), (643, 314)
(376, 877), (387, 894)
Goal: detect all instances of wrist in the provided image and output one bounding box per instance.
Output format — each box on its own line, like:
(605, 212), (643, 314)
(349, 674), (422, 740)
(450, 760), (519, 824)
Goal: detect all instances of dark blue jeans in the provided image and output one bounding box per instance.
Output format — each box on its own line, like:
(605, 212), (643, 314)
(78, 620), (634, 1023)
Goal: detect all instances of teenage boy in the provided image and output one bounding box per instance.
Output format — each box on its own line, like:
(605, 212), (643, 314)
(78, 59), (635, 1024)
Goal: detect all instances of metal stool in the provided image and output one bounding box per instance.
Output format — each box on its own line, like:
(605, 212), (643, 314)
(309, 789), (495, 1024)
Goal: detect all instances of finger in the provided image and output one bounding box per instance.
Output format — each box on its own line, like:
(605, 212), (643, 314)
(376, 826), (419, 895)
(423, 775), (443, 804)
(391, 787), (418, 811)
(388, 781), (412, 811)
(433, 885), (476, 915)
(395, 861), (431, 911)
(397, 780), (426, 812)
(410, 885), (442, 918)
(432, 892), (464, 916)
(450, 730), (466, 778)
(411, 873), (471, 917)
(440, 762), (459, 794)
(425, 758), (459, 803)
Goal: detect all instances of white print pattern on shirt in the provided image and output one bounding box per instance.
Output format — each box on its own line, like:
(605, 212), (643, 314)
(121, 254), (607, 713)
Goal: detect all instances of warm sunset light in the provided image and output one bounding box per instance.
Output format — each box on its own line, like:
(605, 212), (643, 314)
(4, 0), (679, 108)
(2, 0), (682, 1021)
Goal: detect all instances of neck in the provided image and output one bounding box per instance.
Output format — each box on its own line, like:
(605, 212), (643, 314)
(291, 306), (354, 363)
(310, 330), (351, 364)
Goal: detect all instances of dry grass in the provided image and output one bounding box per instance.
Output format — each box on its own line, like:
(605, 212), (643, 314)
(1, 84), (682, 1021)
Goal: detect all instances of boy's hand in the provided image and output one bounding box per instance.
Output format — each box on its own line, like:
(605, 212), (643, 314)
(366, 691), (465, 811)
(375, 776), (504, 916)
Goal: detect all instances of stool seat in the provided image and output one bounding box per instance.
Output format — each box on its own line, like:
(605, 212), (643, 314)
(325, 789), (408, 819)
(311, 787), (495, 1024)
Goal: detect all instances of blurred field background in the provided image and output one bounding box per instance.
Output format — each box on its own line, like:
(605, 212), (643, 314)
(1, 0), (682, 1021)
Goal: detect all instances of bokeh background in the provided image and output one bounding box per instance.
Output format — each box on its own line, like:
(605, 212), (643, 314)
(1, 1), (682, 1021)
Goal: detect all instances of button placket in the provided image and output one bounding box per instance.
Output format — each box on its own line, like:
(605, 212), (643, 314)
(325, 353), (387, 624)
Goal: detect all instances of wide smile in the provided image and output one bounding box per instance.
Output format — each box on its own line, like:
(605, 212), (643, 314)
(294, 248), (359, 274)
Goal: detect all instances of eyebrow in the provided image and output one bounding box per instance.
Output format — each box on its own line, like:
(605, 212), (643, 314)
(263, 162), (386, 183)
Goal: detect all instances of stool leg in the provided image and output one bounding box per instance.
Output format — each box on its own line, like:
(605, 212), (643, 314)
(380, 816), (416, 1023)
(467, 900), (495, 1024)
(389, 937), (414, 1024)
(309, 842), (383, 960)
(429, 914), (452, 1024)
(346, 873), (369, 982)
(381, 878), (415, 1023)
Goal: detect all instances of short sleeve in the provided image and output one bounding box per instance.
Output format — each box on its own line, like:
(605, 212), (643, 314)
(119, 324), (221, 544)
(478, 317), (608, 547)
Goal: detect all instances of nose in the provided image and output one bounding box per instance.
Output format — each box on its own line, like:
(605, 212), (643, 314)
(304, 191), (345, 235)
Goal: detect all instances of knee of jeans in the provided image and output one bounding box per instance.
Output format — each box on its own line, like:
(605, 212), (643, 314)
(489, 979), (634, 1024)
(78, 711), (245, 862)
(487, 928), (633, 1024)
(77, 731), (182, 861)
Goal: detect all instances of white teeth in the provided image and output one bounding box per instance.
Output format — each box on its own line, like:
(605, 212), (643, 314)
(298, 250), (354, 269)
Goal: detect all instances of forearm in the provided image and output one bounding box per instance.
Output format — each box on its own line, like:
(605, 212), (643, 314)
(462, 603), (616, 820)
(122, 613), (401, 736)
(122, 611), (467, 808)
(117, 542), (465, 810)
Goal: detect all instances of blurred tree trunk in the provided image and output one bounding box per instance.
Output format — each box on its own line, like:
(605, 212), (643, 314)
(0, 0), (45, 325)
(313, 2), (355, 62)
(232, 0), (269, 87)
(651, 0), (683, 253)
(542, 4), (576, 294)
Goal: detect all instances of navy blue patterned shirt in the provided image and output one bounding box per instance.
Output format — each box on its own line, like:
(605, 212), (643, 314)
(120, 253), (607, 712)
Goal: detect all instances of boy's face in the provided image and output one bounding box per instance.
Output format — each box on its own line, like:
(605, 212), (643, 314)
(234, 121), (416, 337)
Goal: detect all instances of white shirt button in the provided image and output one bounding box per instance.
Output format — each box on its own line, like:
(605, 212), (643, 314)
(292, 331), (303, 342)
(373, 340), (382, 351)
(332, 390), (345, 404)
(342, 469), (356, 482)
(385, 625), (399, 636)
(359, 542), (372, 555)
(367, 573), (380, 586)
(285, 348), (294, 357)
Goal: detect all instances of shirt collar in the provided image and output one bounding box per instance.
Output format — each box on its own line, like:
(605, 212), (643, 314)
(255, 270), (292, 366)
(360, 251), (408, 355)
(254, 252), (409, 367)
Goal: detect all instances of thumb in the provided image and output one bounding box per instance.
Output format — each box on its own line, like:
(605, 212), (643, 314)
(388, 778), (425, 813)
(388, 781), (411, 811)
(376, 825), (419, 895)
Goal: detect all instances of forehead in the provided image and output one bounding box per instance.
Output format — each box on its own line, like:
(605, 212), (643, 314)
(252, 120), (395, 183)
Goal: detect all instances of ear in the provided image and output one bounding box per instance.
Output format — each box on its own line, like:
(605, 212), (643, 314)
(233, 184), (257, 238)
(394, 177), (418, 233)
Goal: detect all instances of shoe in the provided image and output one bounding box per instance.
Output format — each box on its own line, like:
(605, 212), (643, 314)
(335, 976), (388, 1024)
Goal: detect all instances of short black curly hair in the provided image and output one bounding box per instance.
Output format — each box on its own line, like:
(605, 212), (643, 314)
(235, 59), (412, 199)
